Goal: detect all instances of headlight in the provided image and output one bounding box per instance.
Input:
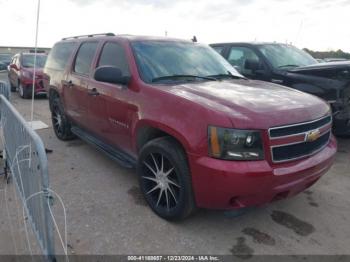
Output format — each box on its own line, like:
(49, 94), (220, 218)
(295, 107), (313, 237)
(208, 126), (264, 160)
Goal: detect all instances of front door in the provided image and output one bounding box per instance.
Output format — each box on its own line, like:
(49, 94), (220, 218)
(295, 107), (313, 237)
(227, 46), (267, 80)
(88, 41), (133, 153)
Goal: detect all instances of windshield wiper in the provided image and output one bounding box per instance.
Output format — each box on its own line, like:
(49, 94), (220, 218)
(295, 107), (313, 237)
(151, 75), (217, 83)
(207, 73), (242, 80)
(278, 64), (300, 68)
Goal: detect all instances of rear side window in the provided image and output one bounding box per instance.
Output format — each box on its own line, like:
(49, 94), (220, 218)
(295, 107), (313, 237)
(98, 42), (130, 76)
(74, 42), (98, 76)
(45, 42), (77, 70)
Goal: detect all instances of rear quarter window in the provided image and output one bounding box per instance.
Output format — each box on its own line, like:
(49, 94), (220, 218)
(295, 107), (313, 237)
(45, 42), (77, 71)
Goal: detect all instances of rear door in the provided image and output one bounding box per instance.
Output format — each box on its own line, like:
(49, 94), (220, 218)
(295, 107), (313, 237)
(65, 41), (99, 129)
(87, 41), (133, 153)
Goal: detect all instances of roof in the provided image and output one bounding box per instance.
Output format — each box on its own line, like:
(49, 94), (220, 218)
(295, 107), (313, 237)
(210, 42), (292, 46)
(119, 34), (192, 43)
(20, 52), (47, 56)
(60, 33), (192, 43)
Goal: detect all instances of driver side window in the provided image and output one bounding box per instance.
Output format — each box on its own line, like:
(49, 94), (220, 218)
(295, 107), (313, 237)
(227, 47), (262, 76)
(98, 42), (130, 77)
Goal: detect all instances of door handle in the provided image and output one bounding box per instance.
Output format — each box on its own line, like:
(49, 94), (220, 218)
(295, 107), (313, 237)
(88, 88), (100, 96)
(62, 80), (73, 87)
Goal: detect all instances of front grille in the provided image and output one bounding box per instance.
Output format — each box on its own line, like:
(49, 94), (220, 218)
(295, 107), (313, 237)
(269, 115), (332, 163)
(269, 115), (332, 138)
(272, 131), (331, 162)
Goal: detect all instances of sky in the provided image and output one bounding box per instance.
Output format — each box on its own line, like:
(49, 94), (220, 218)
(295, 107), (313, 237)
(1, 0), (349, 52)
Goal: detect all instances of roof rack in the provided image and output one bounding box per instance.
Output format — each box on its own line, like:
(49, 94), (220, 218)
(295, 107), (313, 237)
(62, 33), (115, 40)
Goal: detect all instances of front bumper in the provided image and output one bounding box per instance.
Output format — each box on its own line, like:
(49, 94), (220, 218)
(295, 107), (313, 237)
(21, 78), (47, 95)
(189, 136), (337, 209)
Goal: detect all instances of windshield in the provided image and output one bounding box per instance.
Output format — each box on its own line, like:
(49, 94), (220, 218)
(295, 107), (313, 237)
(22, 54), (47, 68)
(258, 44), (317, 69)
(0, 54), (12, 63)
(131, 41), (242, 83)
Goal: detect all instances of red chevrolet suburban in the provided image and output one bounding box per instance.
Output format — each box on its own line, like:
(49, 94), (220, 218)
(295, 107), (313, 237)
(8, 52), (47, 98)
(43, 33), (337, 220)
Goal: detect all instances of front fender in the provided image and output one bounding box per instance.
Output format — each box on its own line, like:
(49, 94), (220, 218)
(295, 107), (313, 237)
(132, 119), (192, 155)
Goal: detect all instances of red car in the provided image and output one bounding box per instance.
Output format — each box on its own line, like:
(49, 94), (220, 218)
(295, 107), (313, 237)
(44, 34), (337, 220)
(8, 52), (47, 98)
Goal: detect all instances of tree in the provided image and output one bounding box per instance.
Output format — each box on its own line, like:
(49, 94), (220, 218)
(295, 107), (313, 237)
(303, 48), (350, 60)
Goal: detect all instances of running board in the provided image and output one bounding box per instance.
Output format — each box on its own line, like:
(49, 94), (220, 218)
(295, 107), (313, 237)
(71, 126), (136, 169)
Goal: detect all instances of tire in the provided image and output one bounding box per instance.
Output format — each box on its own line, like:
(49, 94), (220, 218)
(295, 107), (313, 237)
(18, 82), (31, 99)
(51, 96), (75, 140)
(137, 137), (196, 221)
(9, 80), (16, 92)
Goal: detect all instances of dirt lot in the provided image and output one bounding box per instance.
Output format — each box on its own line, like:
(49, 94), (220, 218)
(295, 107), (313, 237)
(0, 72), (349, 257)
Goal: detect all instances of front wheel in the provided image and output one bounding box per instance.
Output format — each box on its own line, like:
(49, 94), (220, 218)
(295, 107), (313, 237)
(137, 137), (196, 221)
(9, 80), (16, 92)
(18, 83), (30, 99)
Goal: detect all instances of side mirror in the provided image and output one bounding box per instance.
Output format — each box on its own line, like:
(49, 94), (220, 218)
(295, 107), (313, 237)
(244, 59), (260, 71)
(94, 66), (130, 85)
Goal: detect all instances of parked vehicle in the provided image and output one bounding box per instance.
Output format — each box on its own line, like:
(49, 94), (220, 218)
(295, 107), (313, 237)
(0, 53), (12, 71)
(0, 62), (7, 71)
(210, 42), (350, 135)
(324, 58), (348, 62)
(0, 53), (12, 66)
(8, 52), (47, 98)
(44, 34), (337, 220)
(316, 58), (325, 63)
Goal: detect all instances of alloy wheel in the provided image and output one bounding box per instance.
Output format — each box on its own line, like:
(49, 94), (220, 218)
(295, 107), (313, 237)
(52, 105), (63, 136)
(142, 152), (181, 211)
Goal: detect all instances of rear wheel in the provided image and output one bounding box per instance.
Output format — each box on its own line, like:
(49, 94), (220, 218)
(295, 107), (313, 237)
(137, 137), (196, 221)
(51, 97), (75, 140)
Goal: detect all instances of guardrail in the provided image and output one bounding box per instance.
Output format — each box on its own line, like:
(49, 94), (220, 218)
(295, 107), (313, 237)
(0, 94), (55, 261)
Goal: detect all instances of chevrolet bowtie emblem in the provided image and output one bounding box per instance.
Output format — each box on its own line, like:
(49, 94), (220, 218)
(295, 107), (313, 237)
(305, 129), (321, 142)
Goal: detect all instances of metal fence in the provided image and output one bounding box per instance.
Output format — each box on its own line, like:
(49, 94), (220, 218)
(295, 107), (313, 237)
(0, 80), (10, 100)
(0, 94), (55, 261)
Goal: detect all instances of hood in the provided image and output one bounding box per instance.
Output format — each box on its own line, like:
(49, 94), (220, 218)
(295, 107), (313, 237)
(24, 68), (44, 74)
(22, 68), (44, 77)
(166, 79), (330, 129)
(282, 61), (350, 101)
(289, 61), (350, 73)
